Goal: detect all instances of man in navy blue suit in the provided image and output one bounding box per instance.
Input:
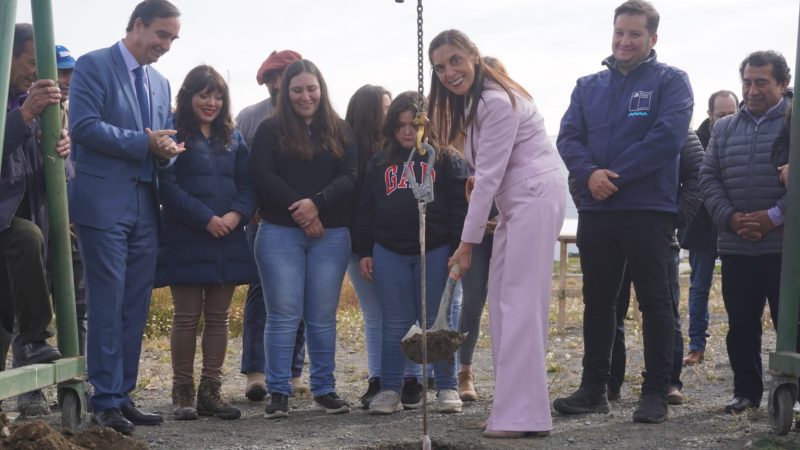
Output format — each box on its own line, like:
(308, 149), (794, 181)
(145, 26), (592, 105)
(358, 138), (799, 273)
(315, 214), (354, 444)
(68, 0), (183, 434)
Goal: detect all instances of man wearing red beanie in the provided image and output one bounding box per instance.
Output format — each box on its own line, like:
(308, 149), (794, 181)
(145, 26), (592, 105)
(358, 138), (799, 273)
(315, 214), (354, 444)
(234, 49), (309, 401)
(236, 50), (302, 147)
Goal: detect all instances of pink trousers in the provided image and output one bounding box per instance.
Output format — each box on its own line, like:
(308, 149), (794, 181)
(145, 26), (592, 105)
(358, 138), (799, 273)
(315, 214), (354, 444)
(485, 169), (566, 432)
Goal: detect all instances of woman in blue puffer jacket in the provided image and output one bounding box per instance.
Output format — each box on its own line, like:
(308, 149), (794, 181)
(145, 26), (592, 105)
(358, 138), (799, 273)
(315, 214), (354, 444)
(156, 65), (256, 422)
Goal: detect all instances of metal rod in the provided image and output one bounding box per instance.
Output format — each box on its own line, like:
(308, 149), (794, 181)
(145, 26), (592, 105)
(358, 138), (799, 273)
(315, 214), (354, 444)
(31, 0), (79, 358)
(0, 0), (18, 173)
(774, 6), (800, 356)
(418, 200), (429, 439)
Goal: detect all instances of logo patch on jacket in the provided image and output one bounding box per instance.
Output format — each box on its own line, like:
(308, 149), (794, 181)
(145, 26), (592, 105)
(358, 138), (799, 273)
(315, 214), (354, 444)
(628, 91), (652, 117)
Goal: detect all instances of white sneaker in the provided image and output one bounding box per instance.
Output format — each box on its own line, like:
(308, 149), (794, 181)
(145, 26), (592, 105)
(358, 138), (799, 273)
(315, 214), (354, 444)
(368, 390), (403, 415)
(437, 389), (462, 413)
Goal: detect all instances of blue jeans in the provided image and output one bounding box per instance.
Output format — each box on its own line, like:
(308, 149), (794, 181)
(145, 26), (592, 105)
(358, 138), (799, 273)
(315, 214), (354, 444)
(254, 221), (350, 397)
(241, 222), (305, 377)
(348, 254), (423, 380)
(372, 243), (456, 393)
(347, 254), (382, 379)
(687, 246), (716, 352)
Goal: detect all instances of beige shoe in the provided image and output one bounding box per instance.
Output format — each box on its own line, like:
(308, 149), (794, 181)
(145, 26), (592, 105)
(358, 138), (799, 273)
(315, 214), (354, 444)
(458, 371), (478, 401)
(667, 386), (684, 405)
(683, 350), (705, 366)
(244, 372), (267, 401)
(292, 376), (310, 395)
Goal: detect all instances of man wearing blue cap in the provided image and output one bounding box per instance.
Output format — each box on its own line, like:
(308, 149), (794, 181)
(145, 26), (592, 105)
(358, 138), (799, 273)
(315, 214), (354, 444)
(55, 44), (76, 126)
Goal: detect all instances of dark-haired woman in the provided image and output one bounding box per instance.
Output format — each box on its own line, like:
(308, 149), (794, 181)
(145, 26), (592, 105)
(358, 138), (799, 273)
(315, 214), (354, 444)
(355, 91), (468, 415)
(344, 85), (391, 407)
(429, 30), (566, 438)
(251, 59), (356, 419)
(156, 65), (255, 421)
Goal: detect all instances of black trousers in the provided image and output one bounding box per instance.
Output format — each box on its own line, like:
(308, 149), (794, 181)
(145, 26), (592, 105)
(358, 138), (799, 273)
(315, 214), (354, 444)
(577, 211), (675, 396)
(0, 217), (53, 346)
(608, 247), (684, 392)
(0, 226), (87, 371)
(720, 254), (782, 406)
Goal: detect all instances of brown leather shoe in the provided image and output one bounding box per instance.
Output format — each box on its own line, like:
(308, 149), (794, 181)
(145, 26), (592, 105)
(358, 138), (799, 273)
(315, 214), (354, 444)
(458, 372), (477, 401)
(683, 350), (705, 366)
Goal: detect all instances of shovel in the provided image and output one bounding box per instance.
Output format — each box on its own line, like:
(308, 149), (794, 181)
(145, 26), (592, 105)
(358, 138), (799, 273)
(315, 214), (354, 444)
(401, 264), (467, 364)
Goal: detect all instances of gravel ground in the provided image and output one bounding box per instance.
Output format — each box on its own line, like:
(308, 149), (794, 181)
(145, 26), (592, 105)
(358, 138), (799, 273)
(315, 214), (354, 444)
(5, 274), (800, 449)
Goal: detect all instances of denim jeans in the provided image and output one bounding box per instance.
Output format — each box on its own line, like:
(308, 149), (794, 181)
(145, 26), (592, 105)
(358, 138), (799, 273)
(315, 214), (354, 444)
(577, 212), (674, 396)
(608, 247), (683, 392)
(372, 243), (456, 392)
(241, 222), (305, 378)
(347, 253), (382, 379)
(347, 254), (422, 380)
(687, 246), (716, 352)
(254, 221), (350, 397)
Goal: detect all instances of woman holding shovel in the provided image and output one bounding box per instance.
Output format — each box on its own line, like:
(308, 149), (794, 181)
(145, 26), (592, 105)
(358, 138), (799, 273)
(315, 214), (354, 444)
(429, 30), (567, 438)
(354, 91), (468, 415)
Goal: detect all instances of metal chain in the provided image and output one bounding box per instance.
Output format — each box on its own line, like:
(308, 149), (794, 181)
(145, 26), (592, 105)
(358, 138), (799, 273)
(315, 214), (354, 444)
(416, 0), (424, 113)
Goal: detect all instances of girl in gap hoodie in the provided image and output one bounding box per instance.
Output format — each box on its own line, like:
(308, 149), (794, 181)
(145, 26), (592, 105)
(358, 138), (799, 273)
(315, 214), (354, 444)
(354, 91), (468, 415)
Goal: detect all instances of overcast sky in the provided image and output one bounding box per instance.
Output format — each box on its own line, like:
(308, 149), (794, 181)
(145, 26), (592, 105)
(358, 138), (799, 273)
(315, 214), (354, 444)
(16, 0), (799, 134)
(12, 0), (796, 255)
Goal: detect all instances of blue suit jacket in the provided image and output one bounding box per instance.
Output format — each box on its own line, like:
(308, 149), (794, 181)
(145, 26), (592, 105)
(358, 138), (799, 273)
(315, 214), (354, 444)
(68, 43), (173, 230)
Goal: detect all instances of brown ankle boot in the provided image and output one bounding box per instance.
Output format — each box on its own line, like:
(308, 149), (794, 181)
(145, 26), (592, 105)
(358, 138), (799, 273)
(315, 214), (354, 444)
(172, 382), (198, 421)
(197, 379), (241, 420)
(458, 371), (478, 401)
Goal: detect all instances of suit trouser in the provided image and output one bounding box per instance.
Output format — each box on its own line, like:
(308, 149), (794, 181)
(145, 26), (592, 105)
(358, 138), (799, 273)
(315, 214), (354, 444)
(77, 183), (158, 412)
(720, 254), (782, 405)
(0, 217), (53, 348)
(577, 211), (674, 396)
(486, 171), (565, 432)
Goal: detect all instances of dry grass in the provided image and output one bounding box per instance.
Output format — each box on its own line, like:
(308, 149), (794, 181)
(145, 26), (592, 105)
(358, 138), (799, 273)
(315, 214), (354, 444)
(145, 274), (367, 345)
(143, 256), (738, 401)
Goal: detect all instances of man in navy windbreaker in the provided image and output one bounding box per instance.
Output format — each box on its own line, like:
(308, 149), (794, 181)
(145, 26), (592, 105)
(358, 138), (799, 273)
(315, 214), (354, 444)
(553, 0), (693, 424)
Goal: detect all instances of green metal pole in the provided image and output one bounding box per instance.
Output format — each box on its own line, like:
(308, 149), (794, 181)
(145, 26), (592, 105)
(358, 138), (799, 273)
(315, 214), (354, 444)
(0, 0), (18, 173)
(31, 0), (79, 358)
(774, 7), (800, 356)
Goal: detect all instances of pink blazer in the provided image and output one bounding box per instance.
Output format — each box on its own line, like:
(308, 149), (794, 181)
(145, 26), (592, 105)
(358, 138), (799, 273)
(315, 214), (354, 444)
(462, 81), (562, 243)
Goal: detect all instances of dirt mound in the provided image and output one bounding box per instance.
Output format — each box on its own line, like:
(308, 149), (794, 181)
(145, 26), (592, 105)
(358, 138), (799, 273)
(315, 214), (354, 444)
(401, 330), (465, 364)
(0, 414), (149, 450)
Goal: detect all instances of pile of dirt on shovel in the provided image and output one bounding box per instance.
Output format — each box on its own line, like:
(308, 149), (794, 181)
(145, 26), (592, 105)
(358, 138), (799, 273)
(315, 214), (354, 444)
(0, 413), (149, 450)
(401, 330), (465, 364)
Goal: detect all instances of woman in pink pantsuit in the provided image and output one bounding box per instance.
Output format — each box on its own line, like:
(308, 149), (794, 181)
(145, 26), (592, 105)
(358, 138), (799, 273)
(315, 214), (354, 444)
(429, 29), (566, 439)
